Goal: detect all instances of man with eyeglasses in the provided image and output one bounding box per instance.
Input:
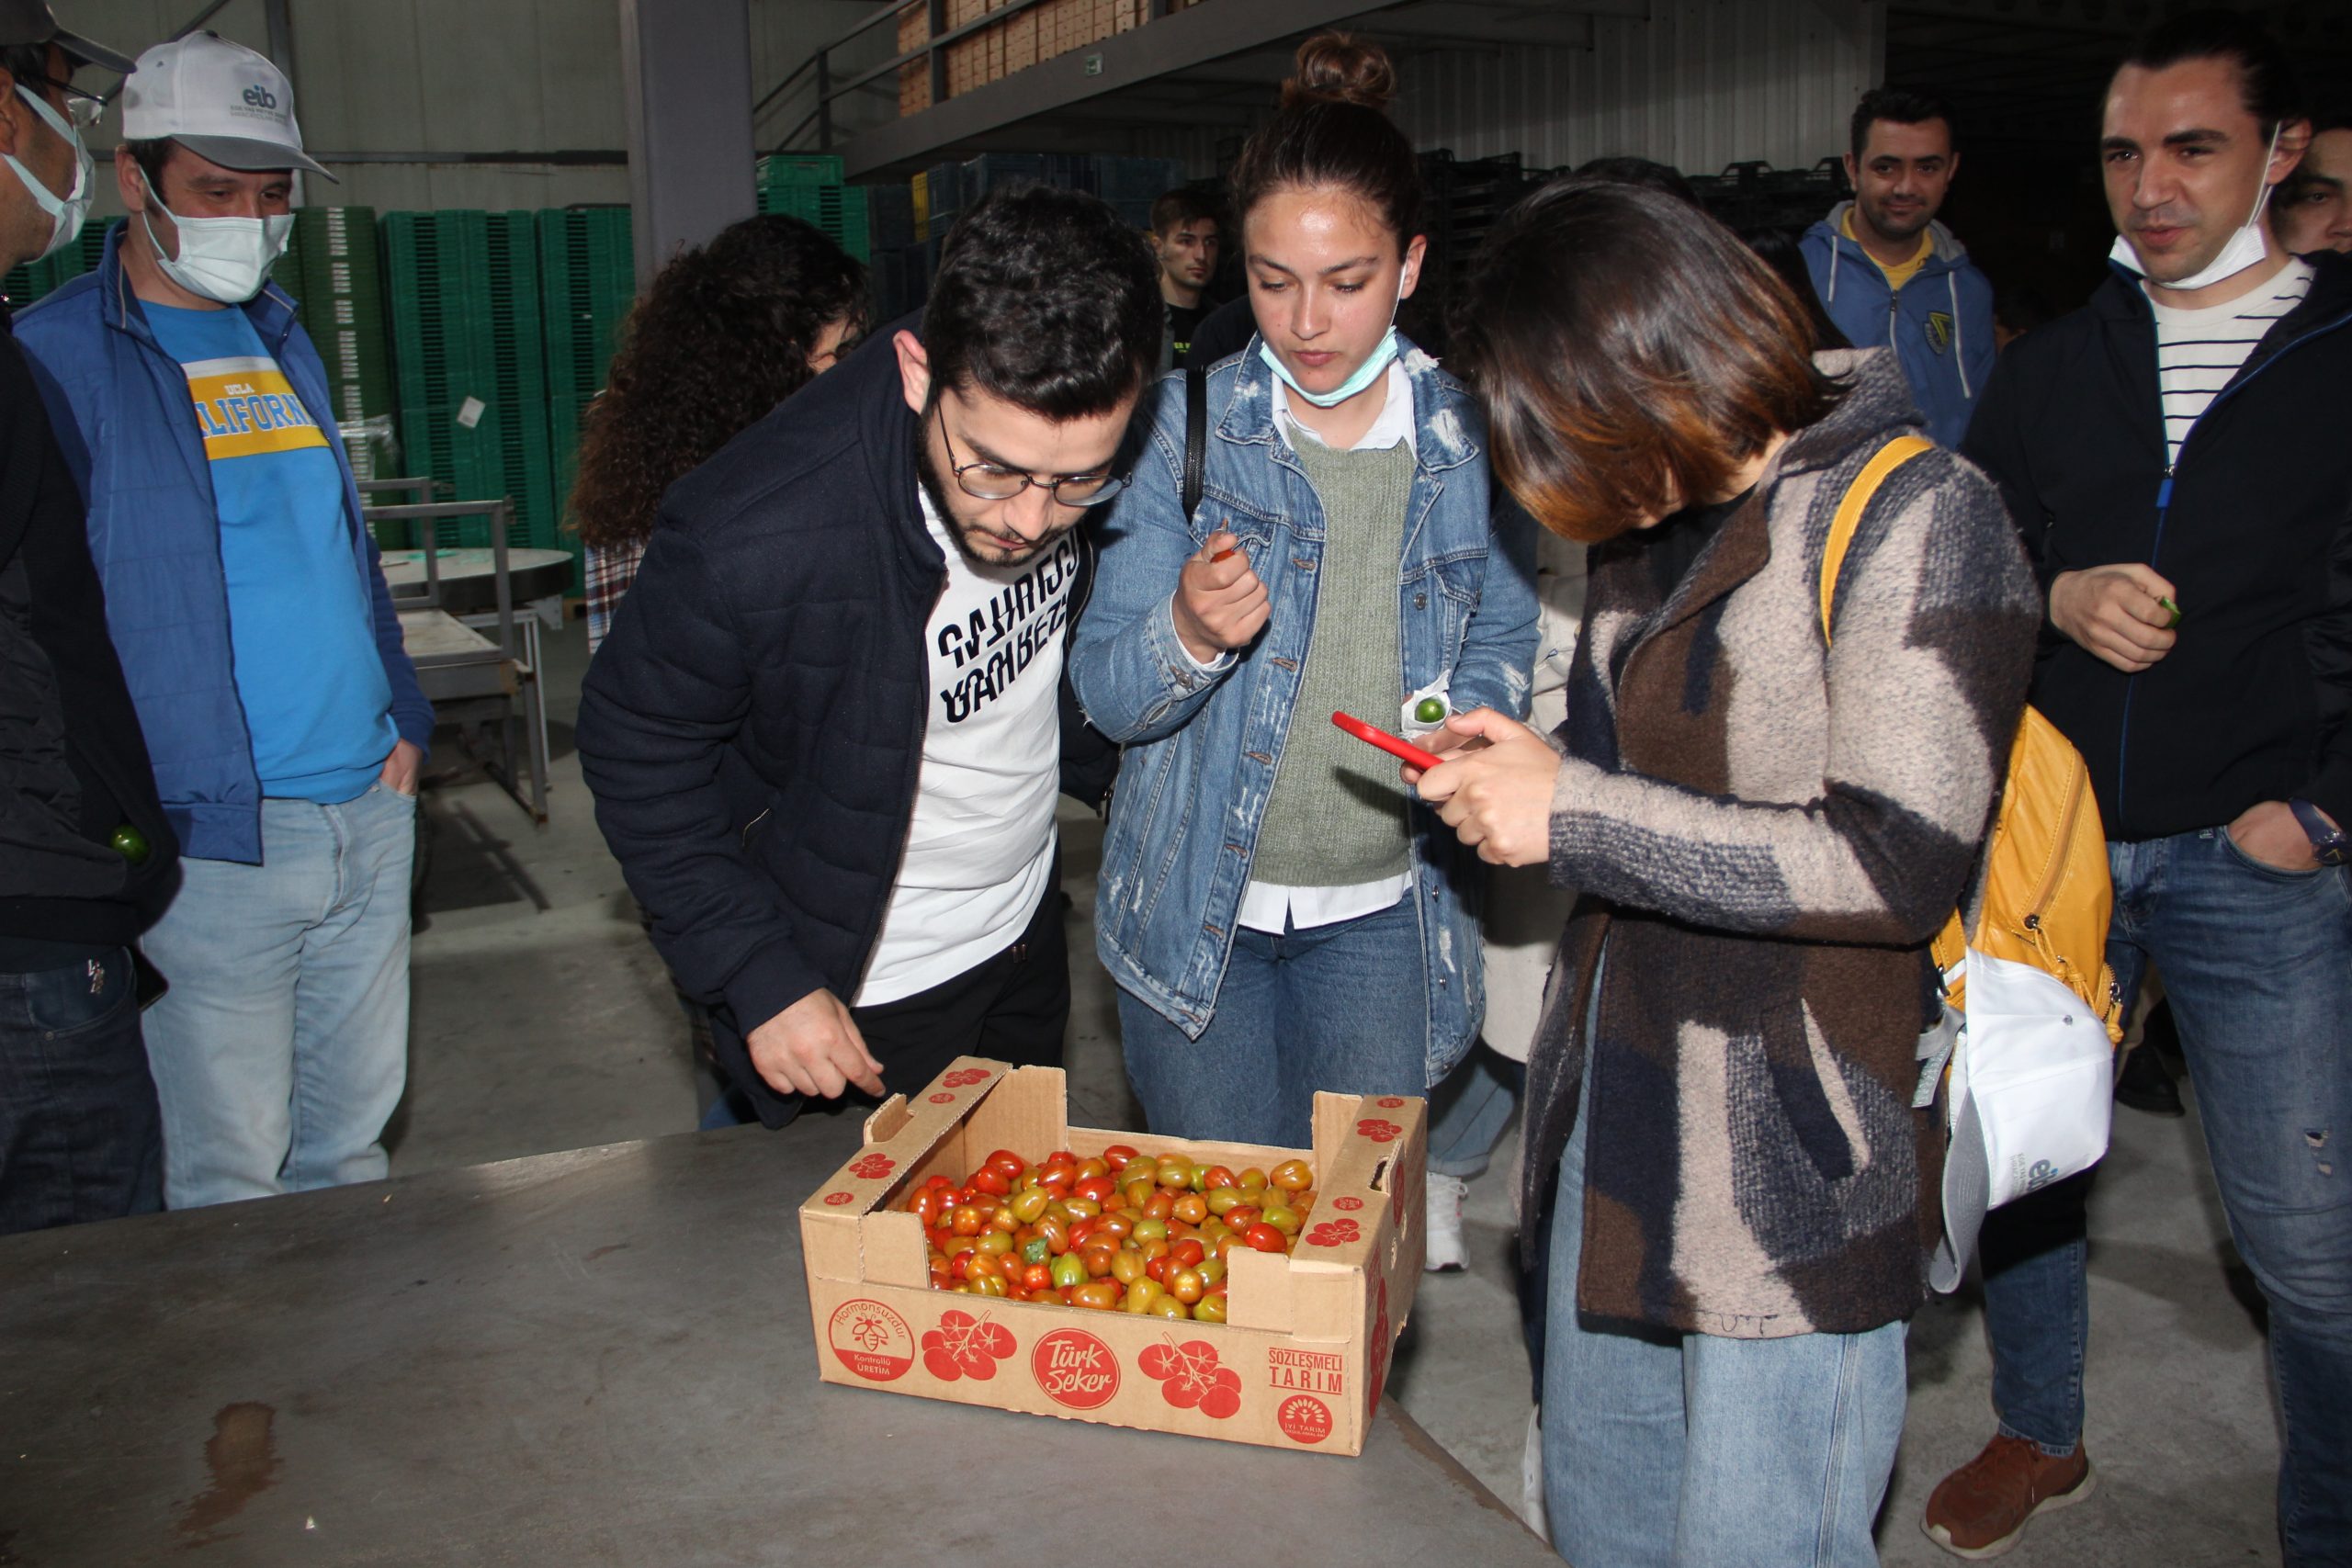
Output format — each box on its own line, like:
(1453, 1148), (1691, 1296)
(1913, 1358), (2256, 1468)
(578, 185), (1159, 1124)
(0, 5), (176, 1235)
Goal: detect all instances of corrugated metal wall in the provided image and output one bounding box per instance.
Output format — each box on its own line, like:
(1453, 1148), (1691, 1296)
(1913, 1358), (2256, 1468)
(1392, 0), (1878, 180)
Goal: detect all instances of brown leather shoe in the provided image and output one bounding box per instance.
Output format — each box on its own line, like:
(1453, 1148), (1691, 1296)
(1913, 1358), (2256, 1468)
(1921, 1434), (2096, 1559)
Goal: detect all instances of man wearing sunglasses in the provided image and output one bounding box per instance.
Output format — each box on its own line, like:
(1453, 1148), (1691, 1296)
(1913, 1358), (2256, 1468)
(0, 5), (177, 1235)
(579, 184), (1160, 1125)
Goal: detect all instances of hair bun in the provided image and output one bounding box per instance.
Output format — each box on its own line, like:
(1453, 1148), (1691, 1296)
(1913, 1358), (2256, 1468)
(1281, 31), (1396, 113)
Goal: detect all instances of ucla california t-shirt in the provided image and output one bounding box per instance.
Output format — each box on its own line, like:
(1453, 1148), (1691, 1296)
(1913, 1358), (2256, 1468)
(144, 303), (395, 805)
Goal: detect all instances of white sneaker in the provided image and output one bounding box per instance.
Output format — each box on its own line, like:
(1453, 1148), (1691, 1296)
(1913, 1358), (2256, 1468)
(1424, 1171), (1469, 1271)
(1521, 1405), (1548, 1536)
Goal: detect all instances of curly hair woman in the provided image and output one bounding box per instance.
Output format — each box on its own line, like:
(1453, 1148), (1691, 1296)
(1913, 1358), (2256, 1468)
(573, 214), (868, 652)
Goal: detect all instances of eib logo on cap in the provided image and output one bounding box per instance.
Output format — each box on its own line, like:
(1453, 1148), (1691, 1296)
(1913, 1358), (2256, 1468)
(120, 30), (334, 182)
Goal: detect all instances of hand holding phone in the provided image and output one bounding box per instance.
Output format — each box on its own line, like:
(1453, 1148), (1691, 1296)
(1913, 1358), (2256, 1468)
(1331, 711), (1445, 772)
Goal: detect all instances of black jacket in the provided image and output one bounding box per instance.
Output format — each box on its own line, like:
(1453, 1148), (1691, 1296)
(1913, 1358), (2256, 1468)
(0, 320), (175, 958)
(1963, 253), (2352, 841)
(575, 323), (1116, 1125)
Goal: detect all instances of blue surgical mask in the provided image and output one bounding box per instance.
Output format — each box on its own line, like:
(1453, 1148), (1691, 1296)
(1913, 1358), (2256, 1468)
(1257, 279), (1407, 409)
(3, 85), (91, 263)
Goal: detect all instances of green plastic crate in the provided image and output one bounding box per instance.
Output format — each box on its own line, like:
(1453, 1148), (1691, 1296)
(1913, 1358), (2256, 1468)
(537, 206), (636, 595)
(757, 182), (871, 262)
(381, 209), (556, 551)
(756, 152), (844, 189)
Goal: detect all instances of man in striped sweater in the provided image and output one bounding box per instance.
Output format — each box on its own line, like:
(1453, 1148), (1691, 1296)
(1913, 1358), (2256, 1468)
(1928, 12), (2352, 1563)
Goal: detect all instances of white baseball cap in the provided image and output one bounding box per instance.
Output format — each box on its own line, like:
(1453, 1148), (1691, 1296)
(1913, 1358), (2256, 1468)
(121, 31), (334, 181)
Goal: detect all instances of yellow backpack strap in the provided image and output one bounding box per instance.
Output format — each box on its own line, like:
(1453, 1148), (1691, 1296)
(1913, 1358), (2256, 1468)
(1819, 434), (1935, 644)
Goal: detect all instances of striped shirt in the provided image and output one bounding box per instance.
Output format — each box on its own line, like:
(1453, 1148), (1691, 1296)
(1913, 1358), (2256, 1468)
(2149, 259), (2313, 468)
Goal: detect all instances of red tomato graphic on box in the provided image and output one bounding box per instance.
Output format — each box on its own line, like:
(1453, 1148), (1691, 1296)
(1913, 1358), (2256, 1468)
(928, 1091), (956, 1104)
(1331, 1195), (1363, 1212)
(921, 1308), (1015, 1382)
(1306, 1218), (1362, 1248)
(1139, 1337), (1243, 1420)
(849, 1152), (896, 1181)
(1356, 1118), (1403, 1144)
(821, 1190), (854, 1206)
(1376, 1096), (1406, 1109)
(942, 1067), (991, 1088)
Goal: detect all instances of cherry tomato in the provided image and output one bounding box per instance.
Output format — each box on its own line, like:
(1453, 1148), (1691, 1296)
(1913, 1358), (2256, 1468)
(1143, 1191), (1177, 1222)
(1076, 1156), (1111, 1182)
(1244, 1223), (1285, 1253)
(1074, 1175), (1115, 1205)
(972, 1167), (1012, 1198)
(1238, 1168), (1269, 1192)
(1149, 1295), (1191, 1321)
(1009, 1188), (1050, 1225)
(1093, 1213), (1134, 1243)
(1050, 1252), (1088, 1291)
(1063, 1197), (1102, 1221)
(1122, 1179), (1156, 1210)
(1201, 1165), (1238, 1190)
(977, 1231), (1013, 1258)
(1102, 1144), (1138, 1171)
(1196, 1258), (1226, 1286)
(1225, 1205), (1261, 1229)
(989, 1205), (1019, 1234)
(1071, 1280), (1121, 1311)
(1272, 1158), (1315, 1192)
(1261, 1204), (1301, 1235)
(1020, 1261), (1053, 1292)
(1154, 1161), (1193, 1190)
(1036, 1215), (1069, 1256)
(949, 1205), (985, 1237)
(1171, 1193), (1208, 1226)
(1193, 1292), (1228, 1325)
(1171, 1238), (1205, 1269)
(986, 1149), (1026, 1181)
(971, 1271), (1009, 1298)
(1205, 1189), (1244, 1217)
(1169, 1268), (1205, 1304)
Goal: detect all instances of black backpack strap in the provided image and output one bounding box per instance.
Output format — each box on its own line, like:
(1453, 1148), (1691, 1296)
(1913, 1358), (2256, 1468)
(1182, 364), (1207, 525)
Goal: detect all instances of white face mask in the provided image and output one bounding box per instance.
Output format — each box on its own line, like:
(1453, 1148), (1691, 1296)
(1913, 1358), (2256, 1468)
(1258, 275), (1408, 410)
(3, 86), (92, 263)
(139, 169), (291, 305)
(2110, 121), (2281, 293)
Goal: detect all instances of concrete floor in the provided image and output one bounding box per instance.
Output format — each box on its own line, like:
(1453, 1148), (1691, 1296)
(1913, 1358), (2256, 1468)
(397, 616), (2283, 1566)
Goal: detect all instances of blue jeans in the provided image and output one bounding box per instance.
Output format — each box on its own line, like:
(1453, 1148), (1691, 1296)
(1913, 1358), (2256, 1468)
(1118, 895), (1429, 1146)
(1544, 998), (1906, 1567)
(1428, 1042), (1523, 1179)
(141, 785), (416, 1208)
(1979, 827), (2352, 1563)
(0, 948), (163, 1234)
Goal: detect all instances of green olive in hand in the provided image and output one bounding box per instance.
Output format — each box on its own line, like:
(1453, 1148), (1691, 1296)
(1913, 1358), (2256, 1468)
(109, 825), (152, 865)
(1413, 696), (1447, 726)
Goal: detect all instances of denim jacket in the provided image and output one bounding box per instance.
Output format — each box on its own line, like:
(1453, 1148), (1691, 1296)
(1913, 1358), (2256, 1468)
(1069, 338), (1539, 1083)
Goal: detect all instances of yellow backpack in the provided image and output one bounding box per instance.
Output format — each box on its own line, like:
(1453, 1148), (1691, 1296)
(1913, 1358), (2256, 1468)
(1819, 435), (2123, 1042)
(1821, 435), (2125, 1291)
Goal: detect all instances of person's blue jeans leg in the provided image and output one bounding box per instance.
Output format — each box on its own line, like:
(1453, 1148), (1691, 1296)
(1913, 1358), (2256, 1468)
(1427, 1043), (1522, 1180)
(2140, 828), (2352, 1565)
(0, 949), (163, 1234)
(142, 786), (415, 1207)
(1120, 897), (1429, 1148)
(1543, 1045), (1685, 1567)
(1975, 856), (2156, 1457)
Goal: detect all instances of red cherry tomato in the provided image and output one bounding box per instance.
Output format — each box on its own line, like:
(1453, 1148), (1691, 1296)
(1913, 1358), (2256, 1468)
(1243, 1223), (1285, 1253)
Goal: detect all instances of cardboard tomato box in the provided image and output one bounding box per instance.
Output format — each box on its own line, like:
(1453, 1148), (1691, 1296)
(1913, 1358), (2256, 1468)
(799, 1056), (1425, 1454)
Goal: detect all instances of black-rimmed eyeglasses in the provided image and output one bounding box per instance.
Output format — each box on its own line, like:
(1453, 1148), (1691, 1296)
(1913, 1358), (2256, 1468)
(935, 403), (1128, 507)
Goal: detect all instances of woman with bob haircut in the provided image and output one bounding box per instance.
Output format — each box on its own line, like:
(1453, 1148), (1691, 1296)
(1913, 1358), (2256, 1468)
(1417, 176), (2040, 1563)
(1069, 33), (1538, 1149)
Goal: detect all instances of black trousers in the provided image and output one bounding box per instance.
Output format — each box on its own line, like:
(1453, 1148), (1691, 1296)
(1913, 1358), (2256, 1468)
(851, 866), (1071, 1098)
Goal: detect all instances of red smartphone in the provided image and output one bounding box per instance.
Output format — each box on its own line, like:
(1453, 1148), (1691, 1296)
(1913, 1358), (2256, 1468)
(1331, 711), (1444, 772)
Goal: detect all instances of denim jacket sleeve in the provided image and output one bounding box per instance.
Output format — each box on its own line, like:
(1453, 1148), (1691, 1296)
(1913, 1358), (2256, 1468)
(1068, 380), (1239, 744)
(1444, 479), (1542, 721)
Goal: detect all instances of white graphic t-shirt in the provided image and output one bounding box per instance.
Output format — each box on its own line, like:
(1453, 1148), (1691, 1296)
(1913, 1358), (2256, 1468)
(853, 494), (1076, 1006)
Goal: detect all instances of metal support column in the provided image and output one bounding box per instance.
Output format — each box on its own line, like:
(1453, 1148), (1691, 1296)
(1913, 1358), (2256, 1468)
(262, 0), (293, 74)
(619, 0), (756, 284)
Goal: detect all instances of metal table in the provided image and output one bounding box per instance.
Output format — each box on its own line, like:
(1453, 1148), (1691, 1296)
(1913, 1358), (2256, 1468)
(0, 1117), (1558, 1567)
(378, 548), (574, 615)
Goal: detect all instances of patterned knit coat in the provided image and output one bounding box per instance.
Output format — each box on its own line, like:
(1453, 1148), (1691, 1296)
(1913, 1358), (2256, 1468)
(1518, 348), (2040, 1339)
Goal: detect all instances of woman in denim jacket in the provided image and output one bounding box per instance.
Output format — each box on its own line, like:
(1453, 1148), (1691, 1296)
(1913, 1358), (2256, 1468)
(1069, 33), (1538, 1147)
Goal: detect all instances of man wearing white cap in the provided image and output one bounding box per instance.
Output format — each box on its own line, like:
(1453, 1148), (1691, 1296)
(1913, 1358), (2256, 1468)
(17, 31), (432, 1210)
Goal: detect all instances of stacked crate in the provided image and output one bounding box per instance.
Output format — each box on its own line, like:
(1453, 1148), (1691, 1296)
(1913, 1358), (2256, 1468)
(756, 153), (871, 262)
(281, 208), (397, 478)
(538, 206), (636, 593)
(1091, 154), (1183, 230)
(1419, 151), (1534, 304)
(1686, 158), (1849, 233)
(380, 209), (555, 552)
(2, 222), (109, 310)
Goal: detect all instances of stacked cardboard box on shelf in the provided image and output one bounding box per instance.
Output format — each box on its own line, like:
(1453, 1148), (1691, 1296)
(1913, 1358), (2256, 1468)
(801, 1057), (1425, 1453)
(897, 0), (1153, 116)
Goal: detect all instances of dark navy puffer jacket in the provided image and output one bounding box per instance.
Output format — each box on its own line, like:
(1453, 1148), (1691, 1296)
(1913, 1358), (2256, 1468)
(576, 322), (1114, 1126)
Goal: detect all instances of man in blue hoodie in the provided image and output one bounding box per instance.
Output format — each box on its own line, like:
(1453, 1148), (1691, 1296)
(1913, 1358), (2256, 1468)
(17, 34), (430, 1210)
(1802, 87), (1996, 446)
